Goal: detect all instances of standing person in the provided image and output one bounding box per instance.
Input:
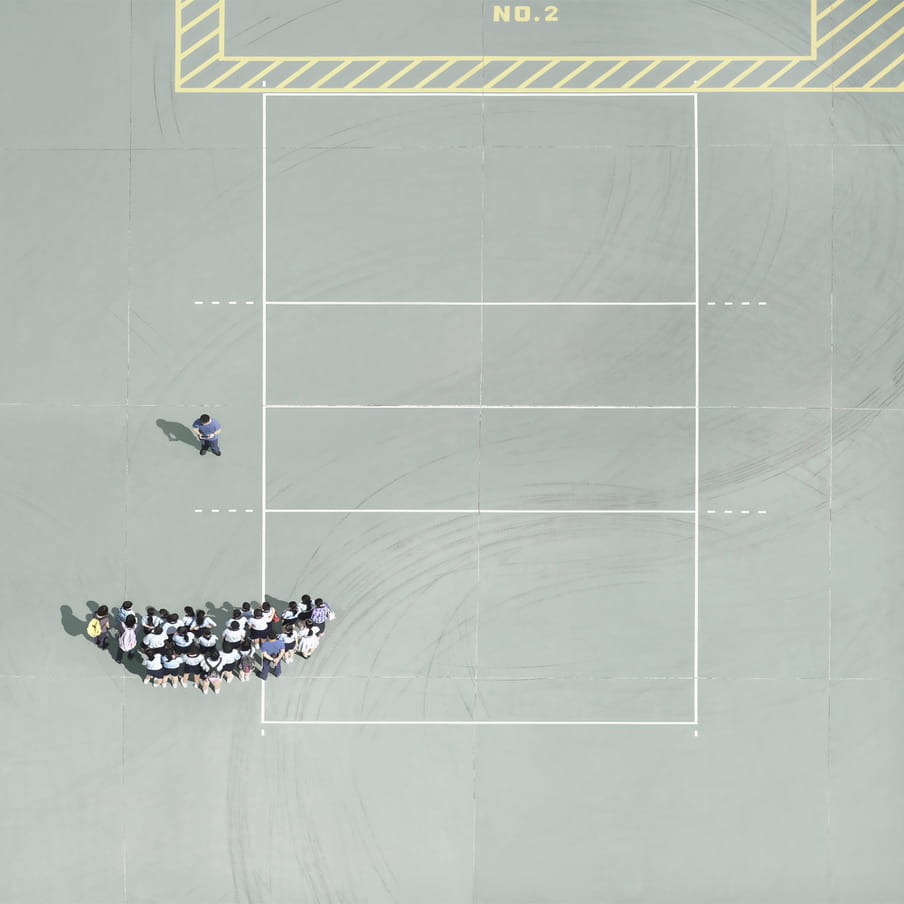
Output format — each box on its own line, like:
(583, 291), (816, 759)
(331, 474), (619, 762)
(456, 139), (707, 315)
(259, 628), (285, 680)
(298, 595), (314, 622)
(281, 601), (301, 629)
(278, 622), (297, 664)
(89, 605), (112, 650)
(222, 620), (244, 653)
(141, 649), (165, 687)
(237, 640), (255, 682)
(197, 626), (218, 652)
(191, 608), (216, 635)
(116, 600), (135, 628)
(144, 625), (167, 655)
(141, 607), (161, 637)
(191, 413), (222, 457)
(309, 598), (333, 634)
(116, 614), (138, 663)
(298, 622), (321, 659)
(163, 612), (181, 637)
(181, 644), (204, 690)
(219, 644), (240, 683)
(173, 625), (194, 652)
(162, 642), (184, 688)
(200, 646), (225, 695)
(247, 607), (269, 648)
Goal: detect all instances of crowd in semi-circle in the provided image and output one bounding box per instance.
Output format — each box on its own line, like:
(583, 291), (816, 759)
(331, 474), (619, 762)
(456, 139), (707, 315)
(86, 596), (335, 693)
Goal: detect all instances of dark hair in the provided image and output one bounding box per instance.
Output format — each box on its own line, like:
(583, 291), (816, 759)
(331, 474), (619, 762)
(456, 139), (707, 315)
(163, 641), (176, 656)
(202, 627), (212, 638)
(288, 602), (299, 613)
(146, 606), (157, 617)
(261, 602), (271, 612)
(167, 612), (179, 623)
(301, 594), (311, 604)
(229, 620), (240, 631)
(159, 609), (169, 619)
(176, 626), (188, 638)
(232, 609), (242, 620)
(314, 598), (323, 606)
(153, 626), (163, 636)
(124, 614), (136, 628)
(187, 644), (199, 656)
(267, 627), (278, 640)
(205, 646), (219, 660)
(253, 607), (262, 618)
(193, 610), (207, 626)
(241, 602), (251, 612)
(199, 414), (211, 424)
(240, 639), (252, 653)
(304, 619), (314, 627)
(184, 605), (195, 617)
(96, 605), (109, 617)
(122, 600), (133, 610)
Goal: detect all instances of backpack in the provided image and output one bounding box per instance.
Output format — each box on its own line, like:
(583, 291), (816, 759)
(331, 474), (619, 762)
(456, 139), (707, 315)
(120, 625), (137, 650)
(87, 618), (102, 638)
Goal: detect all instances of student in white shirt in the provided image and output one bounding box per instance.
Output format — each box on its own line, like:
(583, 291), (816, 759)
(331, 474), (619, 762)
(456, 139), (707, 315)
(141, 608), (161, 637)
(181, 644), (204, 689)
(201, 647), (225, 695)
(247, 608), (269, 647)
(197, 627), (218, 650)
(299, 622), (320, 659)
(163, 612), (181, 637)
(141, 649), (165, 686)
(161, 642), (184, 688)
(173, 626), (194, 650)
(222, 620), (245, 653)
(191, 608), (216, 634)
(281, 601), (301, 629)
(279, 624), (298, 664)
(144, 626), (167, 652)
(219, 646), (240, 683)
(237, 640), (255, 682)
(261, 602), (277, 627)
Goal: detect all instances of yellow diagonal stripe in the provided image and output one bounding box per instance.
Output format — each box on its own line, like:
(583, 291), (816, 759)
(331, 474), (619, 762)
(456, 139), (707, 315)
(622, 60), (661, 88)
(180, 26), (219, 59)
(864, 49), (904, 86)
(345, 60), (386, 89)
(311, 60), (352, 88)
(693, 59), (730, 87)
(379, 59), (422, 88)
(180, 1), (220, 36)
(656, 59), (696, 89)
(206, 59), (244, 88)
(760, 59), (801, 88)
(181, 52), (220, 83)
(485, 60), (524, 89)
(586, 60), (627, 89)
(274, 60), (316, 90)
(414, 59), (455, 88)
(801, 0), (904, 86)
(817, 0), (881, 47)
(240, 60), (283, 89)
(725, 59), (763, 88)
(832, 22), (904, 85)
(518, 60), (559, 89)
(552, 60), (591, 89)
(448, 60), (487, 89)
(816, 0), (849, 22)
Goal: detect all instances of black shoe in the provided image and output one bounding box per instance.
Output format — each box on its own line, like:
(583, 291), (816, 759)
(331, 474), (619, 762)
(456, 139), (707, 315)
(212, 450), (221, 457)
(200, 448), (207, 456)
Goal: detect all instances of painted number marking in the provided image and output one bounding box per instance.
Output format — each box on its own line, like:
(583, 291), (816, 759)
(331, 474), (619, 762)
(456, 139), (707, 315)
(492, 5), (559, 22)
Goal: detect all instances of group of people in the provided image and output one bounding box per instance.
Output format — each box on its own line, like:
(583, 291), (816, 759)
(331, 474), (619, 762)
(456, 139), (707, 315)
(87, 596), (335, 693)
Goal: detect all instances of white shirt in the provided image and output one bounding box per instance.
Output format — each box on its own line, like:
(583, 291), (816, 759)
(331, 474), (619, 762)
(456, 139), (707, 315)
(220, 648), (240, 665)
(300, 634), (319, 655)
(145, 632), (166, 649)
(202, 654), (223, 674)
(163, 654), (183, 669)
(182, 652), (204, 666)
(173, 632), (194, 648)
(143, 652), (163, 670)
(247, 615), (268, 631)
(198, 634), (218, 648)
(223, 628), (245, 643)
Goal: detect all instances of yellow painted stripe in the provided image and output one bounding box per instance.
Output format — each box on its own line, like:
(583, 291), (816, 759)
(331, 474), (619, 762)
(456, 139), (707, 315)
(180, 1), (220, 36)
(181, 52), (220, 83)
(817, 0), (881, 47)
(693, 59), (730, 87)
(656, 59), (696, 88)
(177, 0), (197, 10)
(205, 59), (244, 89)
(725, 59), (763, 88)
(379, 59), (422, 88)
(760, 59), (801, 88)
(816, 0), (849, 22)
(414, 59), (455, 88)
(586, 60), (628, 89)
(801, 0), (904, 86)
(864, 48), (904, 86)
(274, 60), (317, 90)
(448, 60), (487, 89)
(518, 60), (559, 89)
(485, 60), (524, 89)
(552, 60), (591, 88)
(180, 27), (219, 59)
(832, 22), (904, 86)
(622, 59), (661, 88)
(310, 60), (352, 88)
(345, 60), (386, 89)
(240, 60), (283, 89)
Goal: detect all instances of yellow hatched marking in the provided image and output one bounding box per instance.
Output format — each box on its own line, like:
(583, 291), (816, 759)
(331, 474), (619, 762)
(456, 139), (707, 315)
(801, 0), (904, 86)
(274, 60), (317, 90)
(206, 59), (245, 88)
(586, 60), (628, 89)
(485, 60), (524, 89)
(182, 52), (221, 83)
(177, 0), (196, 9)
(656, 59), (696, 88)
(181, 27), (220, 59)
(310, 60), (352, 88)
(518, 60), (559, 88)
(448, 60), (487, 89)
(817, 0), (881, 47)
(832, 22), (904, 85)
(345, 60), (386, 89)
(379, 59), (422, 88)
(760, 59), (801, 88)
(241, 60), (283, 89)
(180, 1), (221, 36)
(816, 0), (849, 22)
(692, 59), (730, 87)
(725, 59), (763, 88)
(552, 60), (591, 88)
(414, 59), (455, 88)
(622, 60), (661, 88)
(864, 48), (904, 86)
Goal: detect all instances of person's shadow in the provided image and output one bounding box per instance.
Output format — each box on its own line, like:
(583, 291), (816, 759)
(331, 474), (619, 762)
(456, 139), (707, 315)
(156, 419), (199, 448)
(60, 603), (89, 637)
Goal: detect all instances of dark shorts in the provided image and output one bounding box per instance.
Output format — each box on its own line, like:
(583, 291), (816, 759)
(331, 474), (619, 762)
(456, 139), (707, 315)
(251, 628), (268, 639)
(283, 640), (297, 651)
(164, 665), (182, 676)
(183, 663), (202, 675)
(146, 668), (164, 679)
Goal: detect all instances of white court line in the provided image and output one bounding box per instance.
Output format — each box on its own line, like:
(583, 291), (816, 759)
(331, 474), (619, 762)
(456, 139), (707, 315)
(266, 508), (696, 514)
(693, 92), (700, 726)
(261, 720), (697, 726)
(264, 91), (695, 98)
(265, 404), (695, 410)
(260, 93), (269, 726)
(265, 300), (695, 306)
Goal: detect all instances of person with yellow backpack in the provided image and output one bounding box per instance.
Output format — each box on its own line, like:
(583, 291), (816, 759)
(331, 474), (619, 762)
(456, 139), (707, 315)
(86, 605), (111, 650)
